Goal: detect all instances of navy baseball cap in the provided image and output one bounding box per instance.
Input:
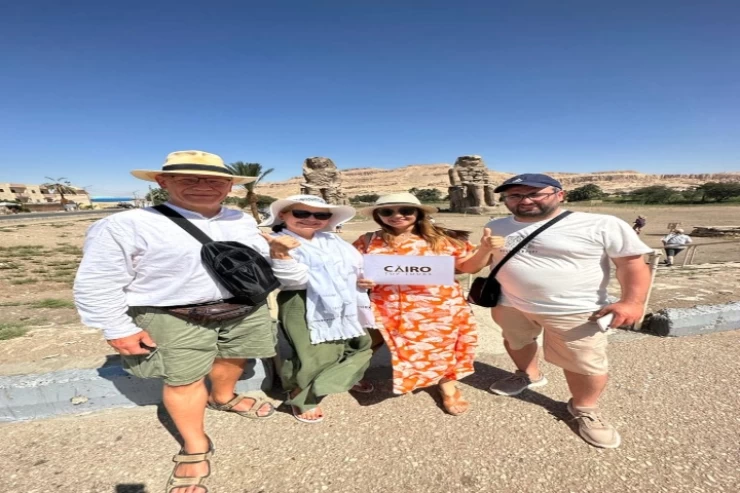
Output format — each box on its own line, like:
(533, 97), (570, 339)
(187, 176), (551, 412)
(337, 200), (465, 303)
(494, 173), (563, 193)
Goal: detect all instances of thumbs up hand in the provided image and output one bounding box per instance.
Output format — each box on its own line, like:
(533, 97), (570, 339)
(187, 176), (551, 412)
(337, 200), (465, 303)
(479, 228), (505, 251)
(260, 232), (300, 259)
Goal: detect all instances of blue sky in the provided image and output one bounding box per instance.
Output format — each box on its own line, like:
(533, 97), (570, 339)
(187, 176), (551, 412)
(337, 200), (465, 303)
(1, 0), (738, 196)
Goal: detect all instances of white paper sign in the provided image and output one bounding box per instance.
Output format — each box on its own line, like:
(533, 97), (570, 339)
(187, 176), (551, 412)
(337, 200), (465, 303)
(362, 255), (455, 286)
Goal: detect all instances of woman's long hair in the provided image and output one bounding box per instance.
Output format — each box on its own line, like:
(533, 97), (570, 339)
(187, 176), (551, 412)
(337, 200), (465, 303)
(372, 208), (468, 253)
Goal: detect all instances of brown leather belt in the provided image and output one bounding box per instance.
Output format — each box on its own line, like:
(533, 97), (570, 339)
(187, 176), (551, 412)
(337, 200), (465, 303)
(163, 300), (262, 323)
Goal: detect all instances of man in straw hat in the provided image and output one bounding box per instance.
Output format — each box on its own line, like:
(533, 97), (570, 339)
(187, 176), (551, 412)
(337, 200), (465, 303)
(484, 173), (653, 449)
(74, 150), (304, 492)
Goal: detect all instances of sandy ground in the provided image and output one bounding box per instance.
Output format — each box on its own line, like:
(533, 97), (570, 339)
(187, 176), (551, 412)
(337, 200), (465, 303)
(2, 330), (739, 493)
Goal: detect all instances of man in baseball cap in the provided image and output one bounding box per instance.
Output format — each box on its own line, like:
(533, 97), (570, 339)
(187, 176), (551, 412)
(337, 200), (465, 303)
(484, 171), (653, 449)
(493, 173), (563, 193)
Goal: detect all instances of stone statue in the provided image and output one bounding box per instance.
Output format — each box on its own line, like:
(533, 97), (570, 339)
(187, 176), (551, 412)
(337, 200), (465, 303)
(300, 157), (349, 205)
(448, 155), (498, 213)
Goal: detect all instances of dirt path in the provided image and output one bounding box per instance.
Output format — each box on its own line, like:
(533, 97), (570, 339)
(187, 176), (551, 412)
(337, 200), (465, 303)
(2, 330), (739, 493)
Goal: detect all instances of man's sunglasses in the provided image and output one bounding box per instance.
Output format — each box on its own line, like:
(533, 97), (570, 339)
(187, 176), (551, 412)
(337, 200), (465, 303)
(290, 209), (333, 220)
(377, 207), (419, 217)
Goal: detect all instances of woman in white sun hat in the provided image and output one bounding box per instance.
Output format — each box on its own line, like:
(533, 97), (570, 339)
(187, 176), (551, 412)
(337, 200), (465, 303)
(353, 192), (501, 416)
(259, 195), (375, 423)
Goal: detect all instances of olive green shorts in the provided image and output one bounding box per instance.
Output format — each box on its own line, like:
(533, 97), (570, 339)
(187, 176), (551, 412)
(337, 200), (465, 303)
(122, 304), (276, 386)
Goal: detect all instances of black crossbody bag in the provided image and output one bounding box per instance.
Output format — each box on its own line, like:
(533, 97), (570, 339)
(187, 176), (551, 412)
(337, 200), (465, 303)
(467, 211), (573, 307)
(154, 205), (280, 307)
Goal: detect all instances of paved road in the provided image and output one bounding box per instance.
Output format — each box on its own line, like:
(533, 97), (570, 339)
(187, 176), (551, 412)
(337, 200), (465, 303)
(2, 329), (738, 493)
(0, 209), (119, 222)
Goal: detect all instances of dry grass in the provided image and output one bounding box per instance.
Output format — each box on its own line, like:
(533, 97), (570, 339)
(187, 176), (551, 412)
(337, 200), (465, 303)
(30, 298), (76, 309)
(0, 322), (28, 340)
(0, 245), (47, 258)
(54, 245), (83, 256)
(10, 278), (38, 285)
(0, 261), (21, 270)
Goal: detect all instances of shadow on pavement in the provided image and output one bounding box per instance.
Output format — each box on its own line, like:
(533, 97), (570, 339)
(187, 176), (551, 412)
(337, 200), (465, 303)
(96, 354), (268, 409)
(156, 403), (183, 446)
(96, 355), (166, 406)
(346, 360), (572, 423)
(115, 484), (148, 493)
(463, 361), (571, 422)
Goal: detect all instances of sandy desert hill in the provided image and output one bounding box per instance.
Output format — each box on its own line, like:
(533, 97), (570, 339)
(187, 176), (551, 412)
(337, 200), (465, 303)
(243, 164), (740, 200)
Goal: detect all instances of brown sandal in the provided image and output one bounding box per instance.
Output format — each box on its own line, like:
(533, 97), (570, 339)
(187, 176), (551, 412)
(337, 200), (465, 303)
(439, 387), (470, 416)
(166, 438), (214, 493)
(207, 393), (276, 419)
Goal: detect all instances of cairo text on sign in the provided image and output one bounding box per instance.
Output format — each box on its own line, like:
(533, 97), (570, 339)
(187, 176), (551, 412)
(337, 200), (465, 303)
(383, 265), (432, 275)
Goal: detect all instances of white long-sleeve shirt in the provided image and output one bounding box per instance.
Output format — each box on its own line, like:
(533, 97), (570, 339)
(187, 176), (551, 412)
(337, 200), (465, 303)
(74, 203), (305, 340)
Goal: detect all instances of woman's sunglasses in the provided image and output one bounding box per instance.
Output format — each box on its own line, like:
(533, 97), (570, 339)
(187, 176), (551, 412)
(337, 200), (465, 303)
(377, 207), (419, 217)
(290, 209), (333, 220)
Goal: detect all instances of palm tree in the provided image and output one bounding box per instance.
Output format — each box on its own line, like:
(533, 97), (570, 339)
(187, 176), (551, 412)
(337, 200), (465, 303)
(43, 177), (78, 207)
(226, 162), (274, 220)
(145, 186), (170, 205)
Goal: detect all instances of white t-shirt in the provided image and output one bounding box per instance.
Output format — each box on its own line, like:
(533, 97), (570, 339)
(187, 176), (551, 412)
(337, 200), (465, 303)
(484, 211), (653, 315)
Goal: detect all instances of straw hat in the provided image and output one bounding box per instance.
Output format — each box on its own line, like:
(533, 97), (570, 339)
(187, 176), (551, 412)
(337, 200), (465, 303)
(259, 195), (356, 232)
(131, 150), (256, 185)
(358, 192), (438, 216)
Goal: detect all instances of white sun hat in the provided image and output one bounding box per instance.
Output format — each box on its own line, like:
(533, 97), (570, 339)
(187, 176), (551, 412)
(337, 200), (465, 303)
(358, 192), (438, 217)
(259, 195), (356, 232)
(131, 150), (256, 185)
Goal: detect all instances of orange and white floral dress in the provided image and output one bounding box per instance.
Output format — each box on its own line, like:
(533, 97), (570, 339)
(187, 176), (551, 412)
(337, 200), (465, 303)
(353, 233), (478, 394)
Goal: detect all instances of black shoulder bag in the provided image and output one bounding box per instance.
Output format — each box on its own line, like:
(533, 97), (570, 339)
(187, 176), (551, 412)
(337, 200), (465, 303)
(154, 205), (280, 306)
(467, 211), (573, 307)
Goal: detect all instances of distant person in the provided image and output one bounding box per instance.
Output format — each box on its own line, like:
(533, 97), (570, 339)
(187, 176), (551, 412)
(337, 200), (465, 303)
(334, 221), (344, 233)
(632, 215), (646, 235)
(260, 195), (375, 424)
(74, 150), (305, 493)
(484, 173), (652, 449)
(661, 228), (692, 266)
(353, 193), (496, 415)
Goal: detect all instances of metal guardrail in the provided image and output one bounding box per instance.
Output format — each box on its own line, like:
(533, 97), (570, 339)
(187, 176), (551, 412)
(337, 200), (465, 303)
(677, 240), (740, 267)
(642, 239), (740, 266)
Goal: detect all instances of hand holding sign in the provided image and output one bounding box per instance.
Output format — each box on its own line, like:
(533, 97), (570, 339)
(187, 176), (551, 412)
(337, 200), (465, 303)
(357, 276), (376, 290)
(479, 228), (506, 252)
(260, 232), (300, 259)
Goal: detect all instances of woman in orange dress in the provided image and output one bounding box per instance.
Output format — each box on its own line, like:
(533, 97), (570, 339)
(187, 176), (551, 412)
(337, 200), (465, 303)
(353, 193), (500, 415)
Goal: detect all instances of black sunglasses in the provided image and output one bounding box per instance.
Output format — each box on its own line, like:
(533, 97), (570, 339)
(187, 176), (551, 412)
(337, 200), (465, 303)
(377, 207), (419, 217)
(290, 209), (333, 220)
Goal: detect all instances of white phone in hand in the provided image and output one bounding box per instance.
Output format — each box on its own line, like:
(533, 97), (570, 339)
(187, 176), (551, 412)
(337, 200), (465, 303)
(596, 313), (614, 332)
